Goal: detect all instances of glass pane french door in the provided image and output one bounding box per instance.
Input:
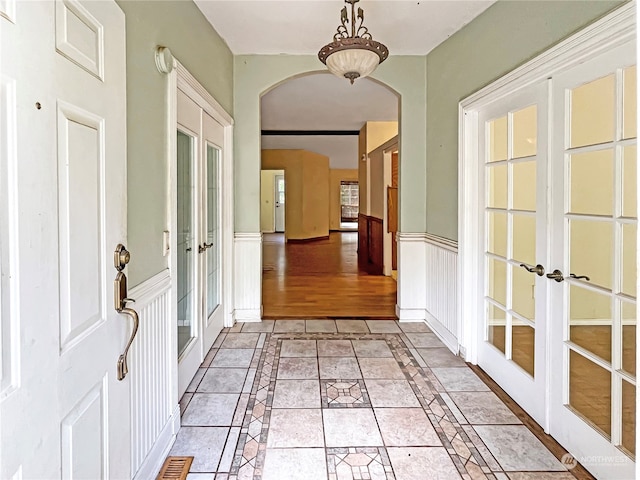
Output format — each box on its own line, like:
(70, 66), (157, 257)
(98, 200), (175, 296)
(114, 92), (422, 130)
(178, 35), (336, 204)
(478, 82), (548, 425)
(176, 93), (226, 396)
(549, 41), (636, 479)
(205, 144), (220, 319)
(177, 129), (196, 357)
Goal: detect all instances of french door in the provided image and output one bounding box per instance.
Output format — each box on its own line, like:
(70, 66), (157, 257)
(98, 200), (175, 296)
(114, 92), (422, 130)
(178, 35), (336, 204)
(548, 41), (636, 479)
(478, 82), (549, 425)
(177, 89), (224, 396)
(478, 38), (637, 479)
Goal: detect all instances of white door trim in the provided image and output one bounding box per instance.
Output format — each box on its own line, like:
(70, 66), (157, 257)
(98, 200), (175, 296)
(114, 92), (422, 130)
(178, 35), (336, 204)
(459, 2), (637, 476)
(163, 53), (235, 334)
(459, 1), (635, 364)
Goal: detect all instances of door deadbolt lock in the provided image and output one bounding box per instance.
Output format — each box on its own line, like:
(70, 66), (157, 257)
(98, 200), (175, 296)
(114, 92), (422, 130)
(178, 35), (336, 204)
(114, 244), (131, 271)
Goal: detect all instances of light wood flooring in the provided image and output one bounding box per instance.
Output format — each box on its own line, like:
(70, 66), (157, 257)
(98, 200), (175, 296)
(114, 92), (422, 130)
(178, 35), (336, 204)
(261, 232), (397, 319)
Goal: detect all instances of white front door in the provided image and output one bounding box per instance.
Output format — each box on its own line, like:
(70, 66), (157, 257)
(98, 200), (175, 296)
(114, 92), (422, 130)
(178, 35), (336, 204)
(1, 1), (130, 478)
(477, 82), (549, 425)
(176, 88), (226, 396)
(274, 174), (285, 232)
(548, 40), (636, 479)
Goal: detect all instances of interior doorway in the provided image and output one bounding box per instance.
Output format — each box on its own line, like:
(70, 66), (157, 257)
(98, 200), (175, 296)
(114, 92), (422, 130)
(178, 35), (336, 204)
(462, 28), (637, 479)
(259, 73), (400, 319)
(174, 75), (231, 398)
(274, 174), (285, 232)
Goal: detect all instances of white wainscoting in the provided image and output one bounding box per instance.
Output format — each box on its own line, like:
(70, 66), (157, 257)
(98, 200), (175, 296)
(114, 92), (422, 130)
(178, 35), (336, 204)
(128, 270), (179, 480)
(424, 235), (459, 353)
(396, 233), (427, 321)
(397, 233), (459, 354)
(233, 233), (262, 322)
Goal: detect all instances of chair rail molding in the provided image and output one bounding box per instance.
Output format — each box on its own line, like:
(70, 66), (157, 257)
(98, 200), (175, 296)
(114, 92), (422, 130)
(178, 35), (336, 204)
(233, 232), (263, 322)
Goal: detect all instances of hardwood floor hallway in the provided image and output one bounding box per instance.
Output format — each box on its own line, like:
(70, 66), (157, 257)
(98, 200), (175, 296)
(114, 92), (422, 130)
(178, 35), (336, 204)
(262, 232), (397, 318)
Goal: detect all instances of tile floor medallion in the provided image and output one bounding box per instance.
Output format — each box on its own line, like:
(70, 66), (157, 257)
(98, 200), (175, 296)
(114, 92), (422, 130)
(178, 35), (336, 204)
(171, 320), (574, 480)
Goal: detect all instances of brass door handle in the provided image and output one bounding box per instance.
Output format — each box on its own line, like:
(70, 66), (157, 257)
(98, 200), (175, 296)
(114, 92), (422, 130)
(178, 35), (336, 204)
(570, 273), (590, 281)
(519, 263), (545, 276)
(199, 242), (214, 253)
(117, 306), (139, 381)
(546, 269), (565, 282)
(113, 243), (139, 381)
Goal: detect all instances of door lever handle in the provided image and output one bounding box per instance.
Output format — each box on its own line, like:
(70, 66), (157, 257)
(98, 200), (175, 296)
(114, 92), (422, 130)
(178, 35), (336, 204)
(117, 307), (139, 381)
(519, 263), (545, 276)
(113, 253), (140, 381)
(569, 273), (590, 281)
(546, 269), (565, 283)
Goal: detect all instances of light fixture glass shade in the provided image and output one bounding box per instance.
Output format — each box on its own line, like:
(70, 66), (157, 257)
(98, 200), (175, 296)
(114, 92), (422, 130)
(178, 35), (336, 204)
(325, 49), (380, 81)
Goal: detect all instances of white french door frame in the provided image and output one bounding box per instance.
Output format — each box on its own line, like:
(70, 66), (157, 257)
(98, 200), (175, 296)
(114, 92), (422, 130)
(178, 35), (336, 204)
(475, 82), (549, 426)
(160, 54), (235, 398)
(458, 0), (636, 465)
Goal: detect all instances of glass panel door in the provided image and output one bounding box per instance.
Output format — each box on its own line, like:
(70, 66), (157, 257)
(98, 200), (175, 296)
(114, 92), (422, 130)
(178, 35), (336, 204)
(177, 130), (196, 356)
(549, 42), (636, 478)
(478, 82), (548, 425)
(205, 144), (220, 318)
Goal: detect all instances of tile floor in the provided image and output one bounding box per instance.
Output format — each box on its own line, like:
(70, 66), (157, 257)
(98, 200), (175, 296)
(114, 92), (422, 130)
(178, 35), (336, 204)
(169, 320), (574, 480)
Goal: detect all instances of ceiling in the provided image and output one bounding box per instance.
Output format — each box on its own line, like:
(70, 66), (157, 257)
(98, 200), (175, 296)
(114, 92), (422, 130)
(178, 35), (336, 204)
(195, 1), (495, 56)
(261, 73), (396, 168)
(261, 72), (398, 131)
(194, 0), (495, 169)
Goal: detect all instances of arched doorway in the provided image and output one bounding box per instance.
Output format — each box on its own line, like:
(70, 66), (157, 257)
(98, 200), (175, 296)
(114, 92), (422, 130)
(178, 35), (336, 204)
(258, 72), (399, 318)
(230, 57), (427, 324)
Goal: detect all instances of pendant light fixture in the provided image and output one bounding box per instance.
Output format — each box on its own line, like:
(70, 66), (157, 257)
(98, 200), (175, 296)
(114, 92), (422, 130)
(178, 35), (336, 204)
(318, 0), (389, 84)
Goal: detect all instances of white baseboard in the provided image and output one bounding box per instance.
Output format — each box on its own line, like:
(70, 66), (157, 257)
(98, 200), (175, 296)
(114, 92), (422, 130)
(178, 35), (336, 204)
(425, 309), (459, 354)
(233, 308), (263, 322)
(397, 308), (427, 322)
(134, 404), (180, 480)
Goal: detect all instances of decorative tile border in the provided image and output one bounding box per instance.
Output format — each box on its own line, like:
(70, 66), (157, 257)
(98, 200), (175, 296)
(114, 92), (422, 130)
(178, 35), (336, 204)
(227, 331), (508, 480)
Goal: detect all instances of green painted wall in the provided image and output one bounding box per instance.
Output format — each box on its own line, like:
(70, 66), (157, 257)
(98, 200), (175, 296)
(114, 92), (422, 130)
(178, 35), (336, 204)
(234, 55), (426, 234)
(116, 0), (233, 286)
(425, 0), (625, 241)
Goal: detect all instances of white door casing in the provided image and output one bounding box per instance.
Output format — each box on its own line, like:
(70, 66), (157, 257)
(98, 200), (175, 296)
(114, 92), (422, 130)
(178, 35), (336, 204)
(1, 1), (130, 478)
(169, 60), (234, 397)
(459, 4), (636, 479)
